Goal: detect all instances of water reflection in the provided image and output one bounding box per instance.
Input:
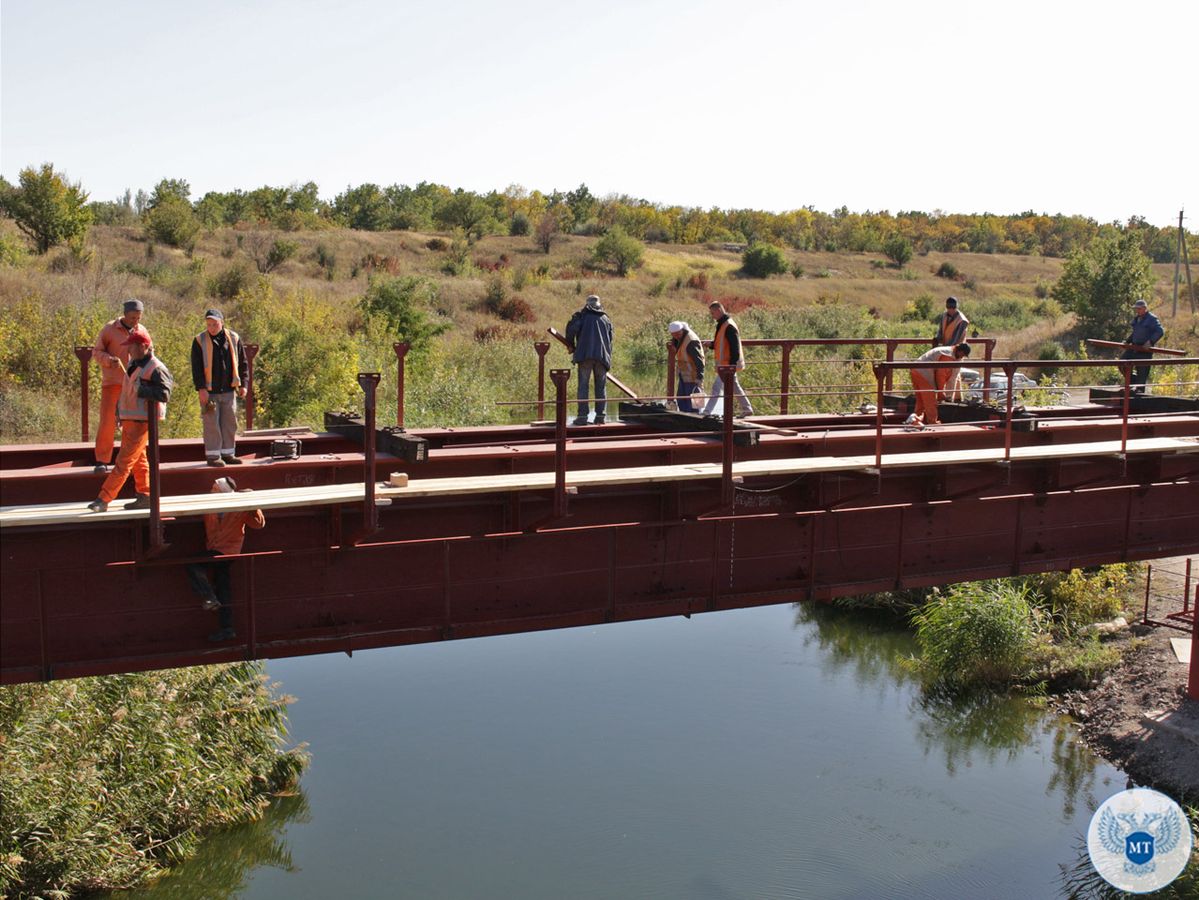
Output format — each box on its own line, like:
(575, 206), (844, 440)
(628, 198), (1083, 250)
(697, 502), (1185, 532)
(797, 601), (1108, 823)
(116, 792), (309, 900)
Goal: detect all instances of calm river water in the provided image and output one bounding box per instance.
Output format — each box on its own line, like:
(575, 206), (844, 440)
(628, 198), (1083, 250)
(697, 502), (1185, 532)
(120, 603), (1125, 899)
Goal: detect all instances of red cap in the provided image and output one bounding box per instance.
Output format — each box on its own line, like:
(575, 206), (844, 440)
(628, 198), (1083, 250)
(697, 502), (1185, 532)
(122, 331), (151, 348)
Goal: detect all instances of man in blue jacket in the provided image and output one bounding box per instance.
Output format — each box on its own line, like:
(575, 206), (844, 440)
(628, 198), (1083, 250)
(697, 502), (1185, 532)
(565, 294), (614, 425)
(1121, 299), (1164, 393)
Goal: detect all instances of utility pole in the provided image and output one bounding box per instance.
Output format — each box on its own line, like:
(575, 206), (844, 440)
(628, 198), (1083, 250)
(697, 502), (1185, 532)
(1172, 208), (1196, 317)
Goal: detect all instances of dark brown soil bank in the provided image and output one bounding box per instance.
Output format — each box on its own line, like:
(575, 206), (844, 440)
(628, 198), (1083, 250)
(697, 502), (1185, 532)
(1056, 557), (1199, 801)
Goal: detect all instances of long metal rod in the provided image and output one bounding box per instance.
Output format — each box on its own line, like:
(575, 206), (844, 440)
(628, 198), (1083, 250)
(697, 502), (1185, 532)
(780, 345), (792, 415)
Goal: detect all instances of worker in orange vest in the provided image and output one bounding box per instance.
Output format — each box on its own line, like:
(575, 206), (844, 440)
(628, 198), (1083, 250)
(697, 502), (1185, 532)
(186, 476), (265, 643)
(909, 342), (971, 426)
(931, 296), (969, 347)
(87, 331), (173, 512)
(90, 299), (151, 474)
(699, 301), (754, 417)
(668, 320), (705, 412)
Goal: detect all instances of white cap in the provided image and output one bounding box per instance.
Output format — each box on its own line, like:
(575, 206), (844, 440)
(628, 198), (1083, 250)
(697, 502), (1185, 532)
(668, 321), (686, 333)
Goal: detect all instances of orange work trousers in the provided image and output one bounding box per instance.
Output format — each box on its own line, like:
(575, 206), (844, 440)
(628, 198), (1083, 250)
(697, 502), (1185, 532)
(910, 372), (941, 424)
(94, 383), (122, 464)
(99, 420), (149, 503)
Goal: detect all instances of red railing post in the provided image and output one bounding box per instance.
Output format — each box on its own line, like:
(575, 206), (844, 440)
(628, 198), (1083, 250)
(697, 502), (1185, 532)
(147, 400), (166, 554)
(1003, 362), (1016, 463)
(665, 339), (677, 409)
(550, 369), (570, 518)
(873, 364), (885, 471)
(719, 366), (735, 511)
(884, 340), (896, 392)
(780, 344), (793, 415)
(393, 342), (410, 428)
(534, 341), (550, 420)
(74, 346), (92, 442)
(243, 343), (258, 431)
(1119, 361), (1132, 472)
(983, 340), (994, 403)
(358, 373), (381, 539)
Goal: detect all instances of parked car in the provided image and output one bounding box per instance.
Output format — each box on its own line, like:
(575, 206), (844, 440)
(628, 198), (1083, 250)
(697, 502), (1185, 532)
(966, 372), (1061, 402)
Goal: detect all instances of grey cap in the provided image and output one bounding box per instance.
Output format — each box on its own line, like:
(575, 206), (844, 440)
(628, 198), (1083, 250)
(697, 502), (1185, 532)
(585, 294), (602, 309)
(1133, 299), (1148, 308)
(204, 308), (224, 321)
(123, 298), (144, 313)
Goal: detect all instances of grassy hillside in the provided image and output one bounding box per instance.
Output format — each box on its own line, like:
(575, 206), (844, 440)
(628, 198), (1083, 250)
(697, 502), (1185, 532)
(1, 221), (1195, 443)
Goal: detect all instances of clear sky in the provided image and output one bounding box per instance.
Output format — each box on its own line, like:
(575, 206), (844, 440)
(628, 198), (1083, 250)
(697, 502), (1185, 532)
(2, 0), (1195, 226)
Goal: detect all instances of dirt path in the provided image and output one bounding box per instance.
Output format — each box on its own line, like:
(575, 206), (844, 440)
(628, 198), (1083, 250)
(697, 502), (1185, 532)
(1055, 556), (1199, 801)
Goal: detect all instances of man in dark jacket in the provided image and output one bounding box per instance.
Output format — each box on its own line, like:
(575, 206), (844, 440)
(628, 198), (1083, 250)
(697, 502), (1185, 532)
(931, 296), (969, 347)
(87, 332), (174, 512)
(565, 295), (614, 425)
(191, 308), (249, 466)
(1121, 298), (1165, 393)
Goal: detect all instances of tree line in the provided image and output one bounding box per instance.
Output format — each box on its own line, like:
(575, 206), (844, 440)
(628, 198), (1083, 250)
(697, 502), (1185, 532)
(2, 164), (1192, 263)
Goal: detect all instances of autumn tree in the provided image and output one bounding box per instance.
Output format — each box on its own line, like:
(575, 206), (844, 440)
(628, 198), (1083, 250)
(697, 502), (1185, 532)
(0, 164), (92, 253)
(1052, 232), (1154, 339)
(592, 226), (644, 276)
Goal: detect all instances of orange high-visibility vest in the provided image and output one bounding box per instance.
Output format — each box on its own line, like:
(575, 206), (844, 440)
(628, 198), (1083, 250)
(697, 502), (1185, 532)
(675, 331), (701, 381)
(196, 329), (241, 390)
(714, 318), (744, 369)
(117, 358), (166, 421)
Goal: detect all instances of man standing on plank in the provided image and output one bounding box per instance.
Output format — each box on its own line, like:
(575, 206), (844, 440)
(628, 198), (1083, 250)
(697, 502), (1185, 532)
(87, 331), (173, 512)
(191, 308), (248, 466)
(90, 298), (151, 474)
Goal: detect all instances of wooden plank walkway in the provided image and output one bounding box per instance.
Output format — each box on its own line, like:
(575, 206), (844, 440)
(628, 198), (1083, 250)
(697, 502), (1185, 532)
(2, 436), (1196, 529)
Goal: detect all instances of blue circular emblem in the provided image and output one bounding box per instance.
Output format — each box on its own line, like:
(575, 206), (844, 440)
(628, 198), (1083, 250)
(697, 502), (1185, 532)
(1087, 787), (1193, 893)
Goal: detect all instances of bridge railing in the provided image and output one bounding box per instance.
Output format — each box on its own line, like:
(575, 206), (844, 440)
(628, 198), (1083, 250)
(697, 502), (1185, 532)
(869, 356), (1199, 472)
(530, 336), (999, 417)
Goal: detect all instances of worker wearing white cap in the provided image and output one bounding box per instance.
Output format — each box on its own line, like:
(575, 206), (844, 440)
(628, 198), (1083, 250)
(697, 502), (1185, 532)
(668, 321), (705, 412)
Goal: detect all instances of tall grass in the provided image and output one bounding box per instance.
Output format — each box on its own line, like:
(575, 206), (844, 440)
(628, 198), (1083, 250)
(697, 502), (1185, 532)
(0, 663), (306, 897)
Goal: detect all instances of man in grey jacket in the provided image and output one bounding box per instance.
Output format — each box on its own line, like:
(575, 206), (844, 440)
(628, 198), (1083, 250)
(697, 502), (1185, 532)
(565, 295), (614, 425)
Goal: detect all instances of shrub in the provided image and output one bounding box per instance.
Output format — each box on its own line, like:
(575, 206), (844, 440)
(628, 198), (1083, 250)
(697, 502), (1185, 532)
(143, 198), (199, 249)
(483, 273), (507, 313)
(0, 233), (29, 267)
(592, 226), (645, 276)
(425, 238), (447, 252)
(962, 276), (977, 291)
(912, 581), (1036, 687)
(497, 295), (535, 323)
(358, 274), (449, 349)
(510, 211), (530, 236)
(740, 242), (788, 278)
(262, 238), (298, 273)
(207, 265), (254, 300)
(358, 253), (401, 276)
(901, 292), (935, 322)
(648, 277), (668, 297)
(883, 234), (913, 268)
(790, 262), (805, 278)
(686, 272), (709, 290)
(1036, 341), (1066, 377)
(935, 261), (960, 280)
(1034, 278), (1051, 299)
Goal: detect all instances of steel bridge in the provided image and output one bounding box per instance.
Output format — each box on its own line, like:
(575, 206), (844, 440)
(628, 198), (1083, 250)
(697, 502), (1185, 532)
(2, 341), (1198, 691)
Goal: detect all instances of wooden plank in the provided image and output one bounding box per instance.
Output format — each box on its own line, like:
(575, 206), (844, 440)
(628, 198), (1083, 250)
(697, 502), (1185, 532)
(3, 436), (1196, 529)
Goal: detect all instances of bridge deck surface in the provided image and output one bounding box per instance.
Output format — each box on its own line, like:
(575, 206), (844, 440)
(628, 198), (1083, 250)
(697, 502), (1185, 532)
(3, 435), (1195, 528)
